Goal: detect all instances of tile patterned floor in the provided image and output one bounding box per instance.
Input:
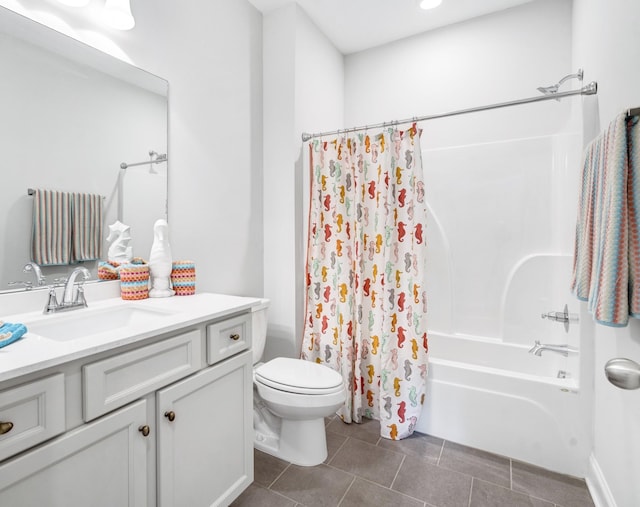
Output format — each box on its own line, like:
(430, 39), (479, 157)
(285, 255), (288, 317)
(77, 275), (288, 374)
(231, 417), (595, 507)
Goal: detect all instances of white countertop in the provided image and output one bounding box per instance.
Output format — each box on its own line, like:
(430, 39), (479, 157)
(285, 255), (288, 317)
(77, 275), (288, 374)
(0, 292), (261, 383)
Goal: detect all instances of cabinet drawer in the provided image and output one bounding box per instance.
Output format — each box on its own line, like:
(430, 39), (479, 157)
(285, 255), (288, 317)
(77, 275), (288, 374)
(206, 313), (252, 365)
(0, 373), (65, 462)
(83, 330), (202, 421)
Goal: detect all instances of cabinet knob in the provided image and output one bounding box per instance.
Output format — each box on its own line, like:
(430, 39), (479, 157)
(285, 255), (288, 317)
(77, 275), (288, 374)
(164, 411), (176, 422)
(0, 421), (14, 435)
(138, 425), (150, 437)
(230, 333), (240, 341)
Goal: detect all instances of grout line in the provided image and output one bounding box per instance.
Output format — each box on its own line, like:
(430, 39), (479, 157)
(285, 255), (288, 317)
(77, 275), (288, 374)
(347, 471), (427, 506)
(336, 474), (357, 507)
(437, 439), (445, 466)
(468, 478), (474, 507)
(509, 458), (513, 490)
(323, 459), (358, 477)
(326, 435), (351, 465)
(267, 462), (291, 489)
(389, 454), (406, 490)
(272, 489), (303, 506)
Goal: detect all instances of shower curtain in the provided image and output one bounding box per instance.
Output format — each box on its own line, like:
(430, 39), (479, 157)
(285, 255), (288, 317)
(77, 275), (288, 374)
(301, 125), (429, 440)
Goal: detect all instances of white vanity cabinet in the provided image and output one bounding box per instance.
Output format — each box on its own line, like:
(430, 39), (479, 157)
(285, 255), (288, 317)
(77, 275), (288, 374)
(0, 399), (149, 506)
(0, 305), (254, 507)
(157, 350), (253, 507)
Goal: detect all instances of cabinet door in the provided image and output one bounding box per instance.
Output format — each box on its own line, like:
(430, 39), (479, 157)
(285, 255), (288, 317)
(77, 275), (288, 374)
(157, 350), (253, 507)
(0, 399), (149, 507)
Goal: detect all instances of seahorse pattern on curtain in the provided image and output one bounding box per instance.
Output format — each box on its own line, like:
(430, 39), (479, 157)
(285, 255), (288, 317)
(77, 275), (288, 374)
(302, 125), (428, 440)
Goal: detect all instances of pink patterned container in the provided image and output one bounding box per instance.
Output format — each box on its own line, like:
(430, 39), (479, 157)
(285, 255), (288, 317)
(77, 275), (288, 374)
(98, 261), (120, 280)
(120, 264), (150, 300)
(171, 260), (195, 296)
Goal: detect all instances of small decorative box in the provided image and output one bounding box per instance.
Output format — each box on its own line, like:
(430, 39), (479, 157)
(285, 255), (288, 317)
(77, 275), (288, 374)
(120, 264), (150, 300)
(171, 260), (195, 296)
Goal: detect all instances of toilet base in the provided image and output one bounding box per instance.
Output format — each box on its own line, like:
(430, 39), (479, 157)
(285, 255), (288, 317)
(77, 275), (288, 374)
(254, 417), (328, 466)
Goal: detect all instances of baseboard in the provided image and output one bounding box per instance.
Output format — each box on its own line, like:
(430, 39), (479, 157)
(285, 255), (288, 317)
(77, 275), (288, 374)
(586, 453), (617, 507)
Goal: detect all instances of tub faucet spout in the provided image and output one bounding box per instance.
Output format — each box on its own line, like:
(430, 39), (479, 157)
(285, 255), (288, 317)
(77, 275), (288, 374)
(528, 340), (578, 357)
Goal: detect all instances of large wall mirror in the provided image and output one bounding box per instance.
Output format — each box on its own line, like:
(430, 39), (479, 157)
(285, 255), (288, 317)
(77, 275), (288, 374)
(0, 6), (168, 292)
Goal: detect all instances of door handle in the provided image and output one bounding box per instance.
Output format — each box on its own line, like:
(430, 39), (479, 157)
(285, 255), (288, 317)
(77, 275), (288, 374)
(604, 358), (640, 390)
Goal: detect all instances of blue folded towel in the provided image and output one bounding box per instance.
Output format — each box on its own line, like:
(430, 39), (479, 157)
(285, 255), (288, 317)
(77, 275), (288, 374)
(0, 322), (27, 349)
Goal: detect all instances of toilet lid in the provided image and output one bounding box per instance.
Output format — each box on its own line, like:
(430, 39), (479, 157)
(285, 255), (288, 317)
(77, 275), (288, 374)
(255, 357), (344, 395)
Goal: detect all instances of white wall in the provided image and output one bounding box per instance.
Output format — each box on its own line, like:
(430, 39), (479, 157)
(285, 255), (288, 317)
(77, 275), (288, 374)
(345, 0), (573, 142)
(5, 0), (264, 298)
(573, 2), (640, 506)
(130, 0), (264, 298)
(262, 4), (297, 359)
(262, 4), (343, 359)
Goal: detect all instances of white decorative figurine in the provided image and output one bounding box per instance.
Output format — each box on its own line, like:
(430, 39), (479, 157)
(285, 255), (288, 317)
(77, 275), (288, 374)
(148, 219), (175, 297)
(106, 220), (133, 265)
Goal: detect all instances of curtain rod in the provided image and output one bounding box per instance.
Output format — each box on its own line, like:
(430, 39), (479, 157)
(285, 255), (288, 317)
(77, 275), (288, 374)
(301, 81), (598, 142)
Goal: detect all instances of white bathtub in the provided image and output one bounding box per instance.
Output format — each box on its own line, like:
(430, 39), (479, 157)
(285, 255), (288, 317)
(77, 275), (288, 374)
(415, 331), (590, 477)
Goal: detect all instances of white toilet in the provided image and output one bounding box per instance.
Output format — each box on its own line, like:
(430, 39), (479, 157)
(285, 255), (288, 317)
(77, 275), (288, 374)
(251, 300), (345, 466)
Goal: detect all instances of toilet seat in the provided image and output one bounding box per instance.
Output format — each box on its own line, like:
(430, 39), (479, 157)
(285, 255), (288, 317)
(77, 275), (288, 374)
(255, 357), (343, 395)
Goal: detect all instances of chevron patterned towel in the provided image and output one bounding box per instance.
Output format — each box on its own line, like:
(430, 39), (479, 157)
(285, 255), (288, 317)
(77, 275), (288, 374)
(571, 113), (640, 326)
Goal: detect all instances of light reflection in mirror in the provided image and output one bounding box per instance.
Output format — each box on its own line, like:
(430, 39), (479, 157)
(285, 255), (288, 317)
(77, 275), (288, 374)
(0, 6), (168, 292)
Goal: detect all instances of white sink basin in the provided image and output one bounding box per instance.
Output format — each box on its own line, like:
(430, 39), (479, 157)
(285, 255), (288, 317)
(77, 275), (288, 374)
(26, 305), (175, 342)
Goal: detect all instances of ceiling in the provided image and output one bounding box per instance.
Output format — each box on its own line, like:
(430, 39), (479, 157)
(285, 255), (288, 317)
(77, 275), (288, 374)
(247, 0), (535, 54)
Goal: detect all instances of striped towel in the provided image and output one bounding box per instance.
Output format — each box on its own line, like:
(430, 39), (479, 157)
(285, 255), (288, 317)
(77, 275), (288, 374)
(31, 189), (73, 265)
(571, 113), (640, 326)
(31, 190), (103, 265)
(71, 192), (103, 262)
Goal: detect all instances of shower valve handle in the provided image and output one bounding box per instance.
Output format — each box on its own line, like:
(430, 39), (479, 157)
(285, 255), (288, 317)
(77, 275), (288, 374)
(540, 304), (578, 332)
(541, 311), (569, 323)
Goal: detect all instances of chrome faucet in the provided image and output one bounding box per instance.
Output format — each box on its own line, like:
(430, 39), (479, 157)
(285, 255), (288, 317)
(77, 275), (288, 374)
(23, 262), (46, 287)
(62, 267), (91, 305)
(43, 267), (91, 314)
(528, 340), (578, 357)
(7, 262), (46, 291)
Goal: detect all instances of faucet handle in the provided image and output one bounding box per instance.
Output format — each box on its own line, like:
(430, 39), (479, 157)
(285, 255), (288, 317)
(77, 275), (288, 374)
(74, 285), (88, 307)
(43, 286), (60, 314)
(8, 280), (33, 291)
(541, 311), (569, 322)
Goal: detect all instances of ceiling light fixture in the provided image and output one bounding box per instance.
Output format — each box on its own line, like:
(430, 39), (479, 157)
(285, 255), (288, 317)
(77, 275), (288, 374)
(103, 0), (135, 30)
(420, 0), (443, 10)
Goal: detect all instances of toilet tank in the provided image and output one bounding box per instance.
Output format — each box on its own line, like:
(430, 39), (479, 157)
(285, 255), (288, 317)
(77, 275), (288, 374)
(250, 299), (270, 364)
